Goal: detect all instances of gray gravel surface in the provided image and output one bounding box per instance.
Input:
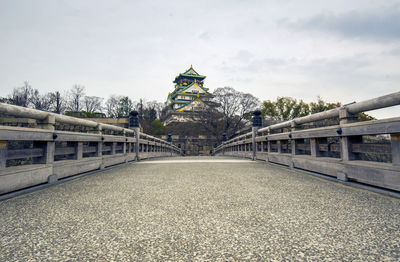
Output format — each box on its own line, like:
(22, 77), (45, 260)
(1, 156), (400, 261)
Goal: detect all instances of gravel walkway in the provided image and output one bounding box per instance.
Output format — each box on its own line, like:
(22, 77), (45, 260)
(1, 156), (399, 261)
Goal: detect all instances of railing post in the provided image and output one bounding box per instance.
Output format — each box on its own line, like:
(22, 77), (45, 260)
(96, 139), (103, 157)
(289, 123), (297, 168)
(291, 138), (297, 154)
(339, 108), (362, 161)
(252, 110), (262, 160)
(167, 134), (172, 157)
(75, 142), (83, 160)
(391, 133), (400, 166)
(0, 141), (7, 170)
(135, 129), (140, 160)
(252, 129), (257, 160)
(310, 138), (321, 157)
(222, 133), (227, 156)
(95, 126), (103, 170)
(129, 110), (140, 161)
(111, 142), (116, 155)
(122, 130), (127, 154)
(277, 141), (282, 154)
(35, 115), (56, 165)
(95, 123), (103, 158)
(290, 122), (298, 156)
(44, 141), (55, 164)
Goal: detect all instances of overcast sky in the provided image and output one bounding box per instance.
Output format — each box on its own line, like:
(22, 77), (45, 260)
(0, 0), (399, 118)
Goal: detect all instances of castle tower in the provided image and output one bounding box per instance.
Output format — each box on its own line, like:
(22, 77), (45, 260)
(164, 65), (213, 125)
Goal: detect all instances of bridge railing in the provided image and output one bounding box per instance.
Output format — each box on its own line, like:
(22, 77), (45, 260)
(213, 92), (400, 191)
(0, 103), (180, 195)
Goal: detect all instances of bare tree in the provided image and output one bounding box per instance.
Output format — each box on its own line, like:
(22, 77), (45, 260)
(213, 87), (260, 136)
(105, 95), (122, 118)
(67, 85), (85, 112)
(152, 101), (165, 119)
(49, 91), (66, 114)
(193, 109), (224, 139)
(135, 99), (145, 120)
(30, 89), (52, 111)
(8, 81), (33, 107)
(84, 96), (103, 113)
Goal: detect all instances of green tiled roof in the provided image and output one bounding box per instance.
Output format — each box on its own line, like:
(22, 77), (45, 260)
(167, 65), (213, 112)
(173, 65), (206, 83)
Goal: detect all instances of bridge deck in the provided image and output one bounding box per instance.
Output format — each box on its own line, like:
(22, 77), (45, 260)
(1, 157), (399, 261)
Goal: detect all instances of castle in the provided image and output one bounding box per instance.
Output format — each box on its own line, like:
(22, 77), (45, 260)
(164, 65), (213, 126)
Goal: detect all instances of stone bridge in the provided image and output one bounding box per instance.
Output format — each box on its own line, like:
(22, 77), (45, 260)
(1, 156), (400, 261)
(0, 92), (400, 260)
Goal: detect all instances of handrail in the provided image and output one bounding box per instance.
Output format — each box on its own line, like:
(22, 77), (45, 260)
(212, 92), (400, 192)
(0, 102), (133, 134)
(0, 102), (179, 150)
(257, 91), (400, 133)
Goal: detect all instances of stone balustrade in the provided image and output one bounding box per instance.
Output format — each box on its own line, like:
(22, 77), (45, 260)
(214, 92), (400, 191)
(0, 103), (180, 195)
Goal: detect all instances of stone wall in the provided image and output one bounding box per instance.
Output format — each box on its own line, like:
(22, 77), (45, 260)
(161, 135), (218, 156)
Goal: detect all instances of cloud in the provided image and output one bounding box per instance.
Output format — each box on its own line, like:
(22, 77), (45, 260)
(303, 54), (372, 74)
(198, 31), (210, 40)
(281, 4), (400, 41)
(386, 47), (400, 56)
(232, 50), (254, 62)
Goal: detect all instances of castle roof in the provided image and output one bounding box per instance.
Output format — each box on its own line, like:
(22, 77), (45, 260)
(173, 65), (206, 83)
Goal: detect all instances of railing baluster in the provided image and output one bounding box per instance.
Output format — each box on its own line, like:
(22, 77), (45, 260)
(392, 133), (400, 166)
(75, 142), (83, 160)
(310, 138), (320, 157)
(213, 94), (400, 191)
(0, 141), (6, 170)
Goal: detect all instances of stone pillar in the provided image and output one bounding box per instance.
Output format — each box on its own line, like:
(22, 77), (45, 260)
(391, 133), (400, 166)
(34, 115), (56, 164)
(122, 130), (127, 155)
(310, 138), (321, 157)
(277, 141), (282, 154)
(135, 128), (140, 161)
(252, 127), (259, 160)
(251, 110), (262, 160)
(266, 140), (271, 162)
(339, 108), (361, 161)
(290, 122), (298, 156)
(291, 140), (297, 155)
(95, 127), (103, 167)
(111, 142), (116, 155)
(340, 136), (350, 161)
(0, 141), (7, 170)
(123, 141), (127, 154)
(75, 142), (83, 160)
(340, 136), (362, 161)
(128, 110), (140, 161)
(96, 140), (102, 157)
(44, 141), (55, 164)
